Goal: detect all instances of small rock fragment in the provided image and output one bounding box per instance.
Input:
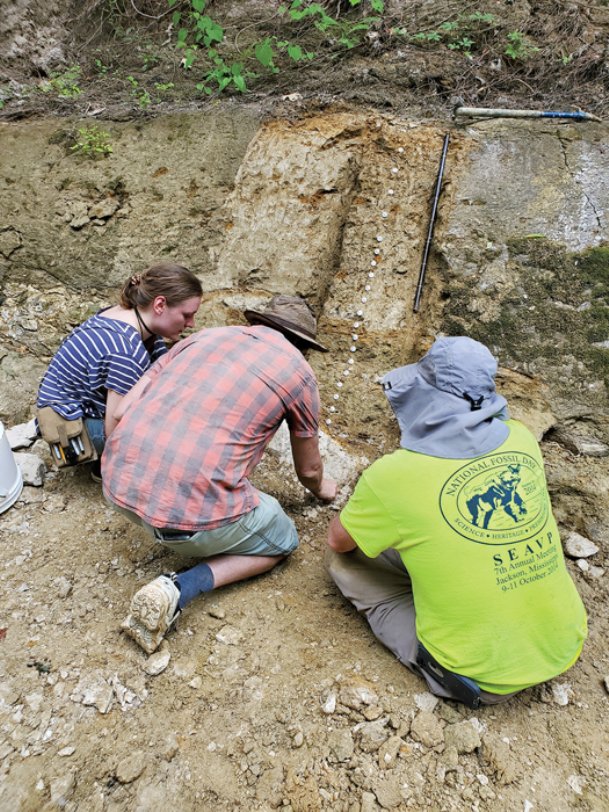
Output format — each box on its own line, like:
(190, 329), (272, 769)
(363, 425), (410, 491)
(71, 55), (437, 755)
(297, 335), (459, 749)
(116, 751), (146, 784)
(414, 692), (439, 712)
(409, 711), (444, 748)
(356, 718), (390, 753)
(14, 452), (45, 486)
(54, 576), (73, 598)
(73, 677), (114, 714)
(144, 649), (171, 676)
(207, 604), (225, 619)
(444, 720), (481, 754)
(436, 703), (462, 724)
(215, 625), (242, 645)
(338, 677), (378, 710)
(567, 774), (584, 795)
(321, 692), (336, 714)
(480, 733), (517, 784)
(0, 684), (21, 706)
(7, 420), (38, 450)
(50, 773), (76, 806)
(327, 728), (354, 762)
(70, 215), (90, 230)
(564, 532), (599, 559)
(551, 682), (573, 706)
(373, 775), (404, 809)
(58, 746), (75, 757)
(25, 691), (44, 712)
(442, 744), (459, 770)
(363, 704), (384, 721)
(361, 791), (377, 812)
(378, 735), (402, 768)
(88, 197), (120, 220)
(162, 735), (179, 761)
(42, 494), (68, 512)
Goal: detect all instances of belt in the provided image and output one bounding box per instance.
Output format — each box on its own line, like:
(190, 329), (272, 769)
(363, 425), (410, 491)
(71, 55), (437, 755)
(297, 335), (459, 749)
(154, 528), (196, 541)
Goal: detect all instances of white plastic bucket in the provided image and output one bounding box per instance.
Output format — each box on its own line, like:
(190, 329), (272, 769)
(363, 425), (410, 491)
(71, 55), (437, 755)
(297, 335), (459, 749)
(0, 422), (23, 514)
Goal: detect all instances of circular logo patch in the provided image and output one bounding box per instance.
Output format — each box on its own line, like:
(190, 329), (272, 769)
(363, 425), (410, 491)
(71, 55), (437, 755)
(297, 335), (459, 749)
(439, 451), (548, 545)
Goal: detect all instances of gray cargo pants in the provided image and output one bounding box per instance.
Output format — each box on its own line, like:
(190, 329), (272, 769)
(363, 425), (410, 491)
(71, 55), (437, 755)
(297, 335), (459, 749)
(327, 547), (517, 705)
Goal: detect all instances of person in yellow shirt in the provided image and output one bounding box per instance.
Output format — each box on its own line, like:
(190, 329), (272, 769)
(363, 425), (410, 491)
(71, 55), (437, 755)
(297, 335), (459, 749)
(326, 337), (587, 707)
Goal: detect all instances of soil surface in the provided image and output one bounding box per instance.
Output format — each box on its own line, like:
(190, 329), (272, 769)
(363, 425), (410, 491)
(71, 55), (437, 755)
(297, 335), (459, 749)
(1, 2), (609, 811)
(1, 0), (609, 121)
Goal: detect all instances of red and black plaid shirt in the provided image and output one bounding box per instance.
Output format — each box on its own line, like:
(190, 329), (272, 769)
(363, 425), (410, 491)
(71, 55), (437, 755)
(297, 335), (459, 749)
(103, 325), (320, 530)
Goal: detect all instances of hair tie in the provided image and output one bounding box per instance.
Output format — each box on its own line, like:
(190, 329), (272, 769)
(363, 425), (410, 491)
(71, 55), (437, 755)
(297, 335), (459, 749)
(130, 274), (141, 287)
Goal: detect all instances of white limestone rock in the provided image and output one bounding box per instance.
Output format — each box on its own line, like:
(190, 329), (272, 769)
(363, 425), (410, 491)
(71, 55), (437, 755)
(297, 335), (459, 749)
(144, 649), (171, 676)
(6, 419), (38, 450)
(564, 531), (599, 559)
(14, 452), (45, 486)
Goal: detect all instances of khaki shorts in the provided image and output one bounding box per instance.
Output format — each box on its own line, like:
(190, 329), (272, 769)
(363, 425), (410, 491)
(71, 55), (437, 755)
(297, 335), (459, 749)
(110, 490), (298, 558)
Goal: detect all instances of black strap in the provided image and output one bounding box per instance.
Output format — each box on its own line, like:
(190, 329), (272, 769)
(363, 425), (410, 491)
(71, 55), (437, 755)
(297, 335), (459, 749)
(462, 391), (484, 411)
(134, 307), (154, 338)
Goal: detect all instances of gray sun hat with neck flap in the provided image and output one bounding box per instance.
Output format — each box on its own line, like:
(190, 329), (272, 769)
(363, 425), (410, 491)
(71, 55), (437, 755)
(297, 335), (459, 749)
(381, 336), (510, 459)
(244, 294), (328, 352)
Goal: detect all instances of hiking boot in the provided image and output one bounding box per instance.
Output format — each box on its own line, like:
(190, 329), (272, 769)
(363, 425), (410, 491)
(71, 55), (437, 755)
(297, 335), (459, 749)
(90, 460), (102, 483)
(122, 574), (181, 654)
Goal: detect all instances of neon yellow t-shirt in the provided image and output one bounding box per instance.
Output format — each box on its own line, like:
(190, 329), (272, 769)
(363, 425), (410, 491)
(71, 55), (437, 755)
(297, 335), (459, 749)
(340, 420), (587, 694)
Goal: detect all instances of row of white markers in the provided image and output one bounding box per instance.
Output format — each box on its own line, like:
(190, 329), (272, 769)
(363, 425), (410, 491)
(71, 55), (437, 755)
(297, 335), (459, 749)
(325, 146), (405, 427)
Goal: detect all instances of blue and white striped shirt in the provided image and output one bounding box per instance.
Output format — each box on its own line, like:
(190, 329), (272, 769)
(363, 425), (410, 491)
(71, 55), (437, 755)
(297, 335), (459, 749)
(37, 311), (166, 420)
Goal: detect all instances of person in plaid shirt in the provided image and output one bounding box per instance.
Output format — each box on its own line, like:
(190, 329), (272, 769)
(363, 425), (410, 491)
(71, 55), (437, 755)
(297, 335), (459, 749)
(103, 295), (336, 653)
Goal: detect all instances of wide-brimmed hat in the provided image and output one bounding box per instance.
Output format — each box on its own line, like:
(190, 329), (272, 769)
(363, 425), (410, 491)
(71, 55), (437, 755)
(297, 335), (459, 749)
(382, 336), (510, 459)
(244, 295), (328, 352)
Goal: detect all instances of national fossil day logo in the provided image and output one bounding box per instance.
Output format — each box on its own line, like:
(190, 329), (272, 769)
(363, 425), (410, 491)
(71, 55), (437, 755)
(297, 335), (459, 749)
(439, 452), (549, 545)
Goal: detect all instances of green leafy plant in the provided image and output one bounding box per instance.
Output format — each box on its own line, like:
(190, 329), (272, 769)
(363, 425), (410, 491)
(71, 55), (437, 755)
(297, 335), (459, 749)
(41, 65), (82, 99)
(413, 30), (441, 44)
(172, 0), (225, 71)
(505, 31), (540, 61)
(253, 36), (315, 73)
(94, 58), (111, 75)
(0, 85), (11, 110)
(168, 0), (384, 95)
(279, 0), (383, 48)
(448, 36), (474, 56)
(279, 1), (337, 31)
(412, 11), (497, 56)
(348, 0), (384, 10)
(142, 50), (161, 71)
(70, 125), (113, 159)
(127, 75), (152, 108)
(196, 54), (254, 94)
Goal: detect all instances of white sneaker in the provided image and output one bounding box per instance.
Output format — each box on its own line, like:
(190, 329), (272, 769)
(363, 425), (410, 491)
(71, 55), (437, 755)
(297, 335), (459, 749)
(122, 574), (181, 654)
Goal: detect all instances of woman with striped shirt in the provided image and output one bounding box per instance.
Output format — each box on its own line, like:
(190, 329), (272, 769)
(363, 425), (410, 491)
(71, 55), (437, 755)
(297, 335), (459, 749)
(37, 263), (202, 468)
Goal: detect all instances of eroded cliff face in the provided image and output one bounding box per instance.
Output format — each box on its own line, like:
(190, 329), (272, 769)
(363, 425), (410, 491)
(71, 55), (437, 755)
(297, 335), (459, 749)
(1, 110), (607, 430)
